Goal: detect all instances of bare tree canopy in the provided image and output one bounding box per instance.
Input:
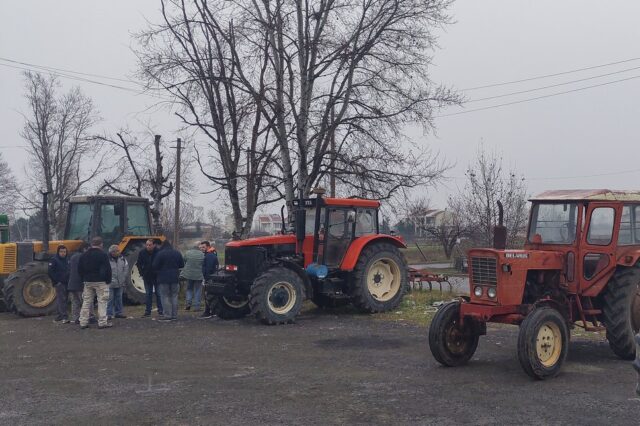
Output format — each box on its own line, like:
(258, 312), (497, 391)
(136, 0), (459, 237)
(20, 71), (102, 238)
(448, 145), (528, 248)
(97, 132), (176, 234)
(0, 153), (20, 217)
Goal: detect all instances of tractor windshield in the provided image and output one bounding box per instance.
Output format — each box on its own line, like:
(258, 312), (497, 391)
(66, 203), (92, 240)
(528, 203), (578, 244)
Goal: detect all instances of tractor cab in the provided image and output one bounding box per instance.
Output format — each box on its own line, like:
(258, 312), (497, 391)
(65, 195), (152, 248)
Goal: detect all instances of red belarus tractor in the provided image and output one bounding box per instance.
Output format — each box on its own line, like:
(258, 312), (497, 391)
(204, 189), (408, 325)
(429, 190), (640, 379)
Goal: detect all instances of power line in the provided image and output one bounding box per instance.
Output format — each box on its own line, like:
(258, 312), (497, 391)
(437, 74), (640, 118)
(0, 56), (135, 84)
(461, 57), (640, 91)
(468, 65), (640, 103)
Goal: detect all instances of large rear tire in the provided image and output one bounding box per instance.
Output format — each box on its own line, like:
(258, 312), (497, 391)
(123, 248), (146, 304)
(249, 267), (305, 325)
(351, 242), (407, 313)
(602, 266), (640, 360)
(212, 295), (251, 319)
(428, 301), (479, 366)
(3, 261), (57, 317)
(517, 307), (569, 380)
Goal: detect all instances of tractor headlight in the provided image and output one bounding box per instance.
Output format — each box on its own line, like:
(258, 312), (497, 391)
(474, 286), (483, 297)
(487, 287), (497, 299)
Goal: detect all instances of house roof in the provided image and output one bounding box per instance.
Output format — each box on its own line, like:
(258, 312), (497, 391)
(530, 189), (640, 202)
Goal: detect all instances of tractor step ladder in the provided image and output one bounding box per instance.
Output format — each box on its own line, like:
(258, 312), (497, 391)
(574, 295), (605, 332)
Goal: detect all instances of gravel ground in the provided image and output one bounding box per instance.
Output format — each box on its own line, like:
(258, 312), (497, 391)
(0, 307), (638, 425)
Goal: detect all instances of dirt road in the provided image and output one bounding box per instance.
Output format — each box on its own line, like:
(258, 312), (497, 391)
(0, 308), (637, 425)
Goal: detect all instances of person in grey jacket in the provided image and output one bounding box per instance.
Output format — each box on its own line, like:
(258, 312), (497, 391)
(107, 245), (129, 319)
(180, 244), (204, 311)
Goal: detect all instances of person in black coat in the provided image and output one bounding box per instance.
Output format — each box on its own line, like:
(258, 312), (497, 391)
(136, 239), (163, 317)
(77, 237), (113, 329)
(48, 245), (70, 323)
(199, 240), (219, 319)
(152, 240), (185, 321)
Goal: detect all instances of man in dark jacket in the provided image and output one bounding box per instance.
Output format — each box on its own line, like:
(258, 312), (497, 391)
(67, 241), (91, 324)
(78, 237), (112, 329)
(136, 239), (163, 317)
(48, 245), (70, 323)
(199, 240), (219, 319)
(152, 240), (184, 321)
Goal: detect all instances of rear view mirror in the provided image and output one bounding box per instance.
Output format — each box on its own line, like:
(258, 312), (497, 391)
(347, 210), (356, 223)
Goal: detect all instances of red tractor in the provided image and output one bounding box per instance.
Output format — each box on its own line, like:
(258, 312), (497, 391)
(204, 189), (408, 325)
(429, 190), (640, 379)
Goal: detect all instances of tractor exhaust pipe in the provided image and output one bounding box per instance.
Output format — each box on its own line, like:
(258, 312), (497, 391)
(295, 190), (306, 255)
(493, 200), (507, 249)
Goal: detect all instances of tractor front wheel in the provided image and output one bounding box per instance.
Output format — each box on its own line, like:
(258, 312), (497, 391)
(3, 262), (57, 317)
(249, 267), (305, 325)
(212, 295), (251, 319)
(351, 243), (407, 313)
(517, 306), (569, 380)
(428, 301), (479, 366)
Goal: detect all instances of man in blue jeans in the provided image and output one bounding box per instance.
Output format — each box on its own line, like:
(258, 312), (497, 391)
(152, 239), (185, 321)
(136, 239), (163, 317)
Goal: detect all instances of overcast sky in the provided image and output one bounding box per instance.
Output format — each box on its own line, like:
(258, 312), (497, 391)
(1, 1), (639, 217)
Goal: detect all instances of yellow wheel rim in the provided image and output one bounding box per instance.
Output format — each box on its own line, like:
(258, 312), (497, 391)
(267, 282), (297, 314)
(366, 258), (401, 302)
(224, 296), (249, 309)
(130, 264), (146, 294)
(536, 321), (562, 367)
(23, 276), (56, 308)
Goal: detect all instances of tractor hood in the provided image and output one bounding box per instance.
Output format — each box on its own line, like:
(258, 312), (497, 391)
(468, 248), (565, 271)
(226, 234), (296, 247)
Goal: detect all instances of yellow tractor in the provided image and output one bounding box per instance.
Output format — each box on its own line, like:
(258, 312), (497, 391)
(0, 195), (162, 317)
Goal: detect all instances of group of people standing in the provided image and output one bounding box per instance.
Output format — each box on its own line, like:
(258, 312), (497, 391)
(48, 236), (219, 329)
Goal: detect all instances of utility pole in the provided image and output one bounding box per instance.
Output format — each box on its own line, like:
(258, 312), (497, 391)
(330, 106), (336, 197)
(173, 138), (182, 246)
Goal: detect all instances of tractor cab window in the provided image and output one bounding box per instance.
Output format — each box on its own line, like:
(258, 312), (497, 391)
(355, 209), (376, 236)
(617, 205), (640, 245)
(126, 203), (151, 236)
(528, 203), (578, 244)
(324, 208), (354, 267)
(99, 202), (124, 247)
(66, 203), (92, 240)
(586, 207), (615, 245)
(305, 208), (324, 235)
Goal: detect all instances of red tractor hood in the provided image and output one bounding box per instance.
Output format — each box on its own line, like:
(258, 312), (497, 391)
(226, 235), (296, 247)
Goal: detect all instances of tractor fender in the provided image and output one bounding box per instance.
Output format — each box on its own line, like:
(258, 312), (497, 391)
(274, 259), (313, 299)
(117, 236), (165, 254)
(339, 235), (407, 272)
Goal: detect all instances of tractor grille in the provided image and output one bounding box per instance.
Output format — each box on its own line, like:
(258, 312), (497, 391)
(470, 256), (497, 286)
(0, 244), (17, 274)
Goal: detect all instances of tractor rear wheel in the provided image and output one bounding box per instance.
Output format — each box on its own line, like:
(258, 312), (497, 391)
(351, 242), (407, 313)
(3, 261), (57, 317)
(517, 306), (569, 380)
(249, 267), (305, 325)
(428, 301), (479, 366)
(123, 248), (147, 304)
(212, 295), (251, 319)
(602, 266), (640, 360)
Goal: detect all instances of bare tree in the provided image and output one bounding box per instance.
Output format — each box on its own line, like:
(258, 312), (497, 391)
(423, 207), (469, 259)
(161, 197), (204, 239)
(136, 0), (281, 238)
(137, 0), (459, 237)
(0, 153), (20, 218)
(21, 72), (102, 238)
(449, 145), (528, 248)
